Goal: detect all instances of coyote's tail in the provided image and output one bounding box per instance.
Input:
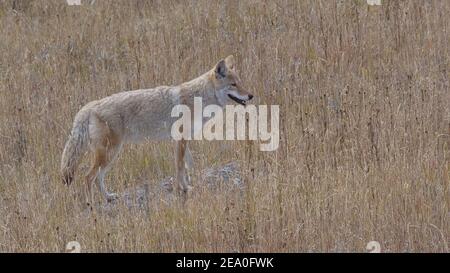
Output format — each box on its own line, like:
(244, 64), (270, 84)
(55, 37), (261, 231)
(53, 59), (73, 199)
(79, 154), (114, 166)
(60, 111), (90, 185)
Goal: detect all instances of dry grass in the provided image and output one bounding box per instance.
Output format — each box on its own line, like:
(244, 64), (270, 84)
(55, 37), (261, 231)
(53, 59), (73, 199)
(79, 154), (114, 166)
(0, 0), (449, 252)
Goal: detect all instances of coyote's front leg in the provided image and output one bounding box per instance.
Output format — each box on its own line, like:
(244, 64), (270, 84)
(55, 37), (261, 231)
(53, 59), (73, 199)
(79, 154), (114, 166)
(175, 140), (191, 194)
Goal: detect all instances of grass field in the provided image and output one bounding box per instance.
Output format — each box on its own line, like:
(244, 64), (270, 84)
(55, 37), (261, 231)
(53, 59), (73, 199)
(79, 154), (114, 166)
(0, 0), (449, 252)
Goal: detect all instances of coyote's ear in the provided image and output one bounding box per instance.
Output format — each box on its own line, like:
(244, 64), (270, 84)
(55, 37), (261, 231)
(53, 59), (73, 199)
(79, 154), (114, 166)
(225, 55), (235, 70)
(215, 59), (227, 79)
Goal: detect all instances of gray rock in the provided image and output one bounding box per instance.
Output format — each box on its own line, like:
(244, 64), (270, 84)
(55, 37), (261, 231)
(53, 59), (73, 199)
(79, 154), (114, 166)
(98, 161), (243, 212)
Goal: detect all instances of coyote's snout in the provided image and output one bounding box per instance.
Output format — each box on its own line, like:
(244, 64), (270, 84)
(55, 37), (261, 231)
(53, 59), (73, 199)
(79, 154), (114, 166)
(60, 55), (253, 201)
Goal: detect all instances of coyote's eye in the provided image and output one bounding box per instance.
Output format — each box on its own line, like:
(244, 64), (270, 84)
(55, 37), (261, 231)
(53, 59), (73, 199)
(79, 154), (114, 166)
(231, 83), (237, 87)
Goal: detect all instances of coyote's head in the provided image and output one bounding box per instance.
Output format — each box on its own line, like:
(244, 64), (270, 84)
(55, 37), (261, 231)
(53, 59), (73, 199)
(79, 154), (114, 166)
(212, 55), (253, 106)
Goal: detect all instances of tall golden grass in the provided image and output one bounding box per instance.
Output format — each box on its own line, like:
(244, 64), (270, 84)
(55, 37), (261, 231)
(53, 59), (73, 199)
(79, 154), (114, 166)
(0, 0), (448, 252)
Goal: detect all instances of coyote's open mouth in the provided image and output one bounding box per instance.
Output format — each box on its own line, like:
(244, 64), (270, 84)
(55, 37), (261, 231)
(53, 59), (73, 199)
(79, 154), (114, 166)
(228, 94), (247, 106)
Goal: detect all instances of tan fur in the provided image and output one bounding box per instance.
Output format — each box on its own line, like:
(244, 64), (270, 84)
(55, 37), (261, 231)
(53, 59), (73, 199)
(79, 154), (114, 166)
(60, 55), (253, 201)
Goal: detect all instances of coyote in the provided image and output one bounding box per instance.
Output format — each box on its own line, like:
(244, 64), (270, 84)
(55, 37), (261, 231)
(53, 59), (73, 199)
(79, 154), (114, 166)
(60, 55), (253, 201)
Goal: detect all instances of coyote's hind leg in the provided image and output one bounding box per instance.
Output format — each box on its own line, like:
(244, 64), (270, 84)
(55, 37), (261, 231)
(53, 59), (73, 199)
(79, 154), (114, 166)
(85, 144), (121, 202)
(85, 114), (123, 202)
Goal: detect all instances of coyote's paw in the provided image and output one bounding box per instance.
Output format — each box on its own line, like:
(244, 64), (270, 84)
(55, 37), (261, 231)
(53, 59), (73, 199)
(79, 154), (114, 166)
(180, 185), (193, 194)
